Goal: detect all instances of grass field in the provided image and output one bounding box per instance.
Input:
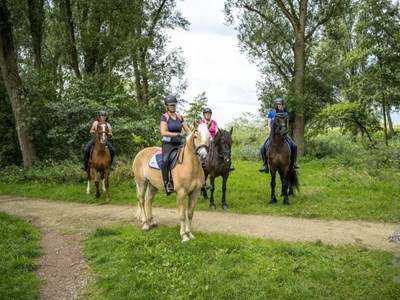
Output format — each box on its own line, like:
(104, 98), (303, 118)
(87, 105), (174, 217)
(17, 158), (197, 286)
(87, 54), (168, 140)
(0, 158), (398, 223)
(1, 157), (399, 299)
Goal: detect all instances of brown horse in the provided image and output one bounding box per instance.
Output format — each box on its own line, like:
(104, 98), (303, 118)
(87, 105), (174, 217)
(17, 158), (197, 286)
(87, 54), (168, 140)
(86, 121), (112, 202)
(268, 112), (299, 205)
(201, 128), (233, 210)
(132, 123), (211, 242)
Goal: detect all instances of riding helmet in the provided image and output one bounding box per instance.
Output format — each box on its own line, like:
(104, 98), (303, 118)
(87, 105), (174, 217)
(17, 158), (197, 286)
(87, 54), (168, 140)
(203, 107), (212, 114)
(98, 110), (108, 116)
(274, 98), (284, 105)
(164, 95), (178, 106)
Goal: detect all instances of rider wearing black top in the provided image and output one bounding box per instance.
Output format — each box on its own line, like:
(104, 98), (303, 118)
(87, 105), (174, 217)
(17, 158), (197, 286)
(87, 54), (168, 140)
(160, 95), (191, 195)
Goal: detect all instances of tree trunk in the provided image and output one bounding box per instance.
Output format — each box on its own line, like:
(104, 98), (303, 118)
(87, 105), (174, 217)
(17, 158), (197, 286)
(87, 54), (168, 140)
(64, 0), (81, 79)
(0, 0), (38, 169)
(290, 0), (307, 156)
(27, 0), (44, 70)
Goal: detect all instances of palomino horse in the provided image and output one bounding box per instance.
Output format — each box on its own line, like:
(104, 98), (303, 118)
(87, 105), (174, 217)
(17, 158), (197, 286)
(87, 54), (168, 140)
(86, 121), (112, 202)
(132, 123), (211, 242)
(201, 128), (233, 210)
(268, 112), (299, 205)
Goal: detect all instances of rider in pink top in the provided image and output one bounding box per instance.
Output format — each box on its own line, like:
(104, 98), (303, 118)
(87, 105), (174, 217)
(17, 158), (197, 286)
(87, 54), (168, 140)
(201, 107), (235, 171)
(200, 107), (218, 139)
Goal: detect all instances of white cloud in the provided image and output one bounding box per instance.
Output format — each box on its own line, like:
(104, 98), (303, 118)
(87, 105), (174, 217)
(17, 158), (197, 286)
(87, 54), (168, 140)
(167, 0), (260, 126)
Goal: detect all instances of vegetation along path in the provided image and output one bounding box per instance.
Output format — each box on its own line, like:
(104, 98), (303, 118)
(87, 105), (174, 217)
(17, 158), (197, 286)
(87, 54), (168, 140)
(0, 196), (398, 299)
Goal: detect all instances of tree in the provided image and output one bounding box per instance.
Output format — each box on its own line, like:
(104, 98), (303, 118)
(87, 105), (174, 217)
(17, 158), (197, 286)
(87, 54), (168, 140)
(224, 0), (350, 155)
(0, 0), (37, 169)
(183, 92), (208, 126)
(347, 0), (400, 145)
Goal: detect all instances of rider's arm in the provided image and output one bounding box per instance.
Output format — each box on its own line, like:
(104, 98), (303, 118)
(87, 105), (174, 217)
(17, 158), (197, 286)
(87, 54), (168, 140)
(267, 118), (272, 133)
(89, 122), (96, 136)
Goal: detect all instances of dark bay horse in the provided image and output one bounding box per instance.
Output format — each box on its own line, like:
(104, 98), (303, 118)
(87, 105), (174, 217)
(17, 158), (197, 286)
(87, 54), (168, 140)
(132, 123), (211, 242)
(201, 128), (233, 210)
(268, 112), (299, 205)
(86, 121), (112, 202)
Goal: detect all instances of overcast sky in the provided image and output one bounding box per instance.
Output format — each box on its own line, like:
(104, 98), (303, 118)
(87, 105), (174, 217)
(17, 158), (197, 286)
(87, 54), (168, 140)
(167, 0), (260, 127)
(167, 0), (400, 126)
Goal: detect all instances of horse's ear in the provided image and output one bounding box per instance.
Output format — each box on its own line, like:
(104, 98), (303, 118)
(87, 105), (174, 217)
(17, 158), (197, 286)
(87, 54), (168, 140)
(193, 120), (198, 128)
(229, 127), (233, 135)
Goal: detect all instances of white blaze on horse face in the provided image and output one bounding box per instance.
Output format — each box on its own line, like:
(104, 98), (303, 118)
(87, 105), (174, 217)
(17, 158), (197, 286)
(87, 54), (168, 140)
(196, 124), (211, 161)
(99, 123), (107, 144)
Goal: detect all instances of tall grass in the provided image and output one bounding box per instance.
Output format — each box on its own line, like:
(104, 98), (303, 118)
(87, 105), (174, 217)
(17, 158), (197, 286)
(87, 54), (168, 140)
(0, 212), (42, 299)
(83, 225), (400, 300)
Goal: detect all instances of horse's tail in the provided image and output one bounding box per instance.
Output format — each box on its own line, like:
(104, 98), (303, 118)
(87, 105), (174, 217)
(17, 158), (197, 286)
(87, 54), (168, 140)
(289, 168), (300, 192)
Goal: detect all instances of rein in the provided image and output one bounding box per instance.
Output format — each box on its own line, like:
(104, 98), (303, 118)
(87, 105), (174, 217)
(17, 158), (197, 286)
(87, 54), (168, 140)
(178, 129), (209, 164)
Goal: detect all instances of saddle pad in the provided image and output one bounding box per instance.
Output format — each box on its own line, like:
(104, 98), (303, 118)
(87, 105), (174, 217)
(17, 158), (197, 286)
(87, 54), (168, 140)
(149, 148), (181, 170)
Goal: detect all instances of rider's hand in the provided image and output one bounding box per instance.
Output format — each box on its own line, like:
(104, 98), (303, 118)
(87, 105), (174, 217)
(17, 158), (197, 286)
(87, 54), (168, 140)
(176, 133), (185, 138)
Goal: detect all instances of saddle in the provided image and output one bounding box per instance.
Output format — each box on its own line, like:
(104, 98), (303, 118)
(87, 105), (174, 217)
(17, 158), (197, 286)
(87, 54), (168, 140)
(149, 146), (183, 170)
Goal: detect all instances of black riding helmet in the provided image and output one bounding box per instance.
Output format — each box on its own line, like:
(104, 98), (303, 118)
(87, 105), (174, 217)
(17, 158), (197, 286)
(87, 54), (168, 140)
(274, 98), (284, 105)
(164, 95), (178, 106)
(203, 107), (212, 114)
(98, 110), (108, 116)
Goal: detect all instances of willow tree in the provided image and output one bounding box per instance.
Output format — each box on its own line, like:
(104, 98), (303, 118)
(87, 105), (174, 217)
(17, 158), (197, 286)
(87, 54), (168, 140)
(225, 0), (349, 155)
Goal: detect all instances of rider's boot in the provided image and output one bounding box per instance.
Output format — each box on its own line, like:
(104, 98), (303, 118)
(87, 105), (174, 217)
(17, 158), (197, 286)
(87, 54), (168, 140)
(259, 164), (269, 173)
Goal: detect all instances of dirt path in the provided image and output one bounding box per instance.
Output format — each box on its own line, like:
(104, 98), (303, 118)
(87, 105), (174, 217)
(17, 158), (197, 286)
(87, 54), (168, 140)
(0, 195), (398, 299)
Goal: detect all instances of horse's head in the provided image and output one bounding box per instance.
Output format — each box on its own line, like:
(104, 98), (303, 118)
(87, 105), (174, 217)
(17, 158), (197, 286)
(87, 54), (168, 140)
(213, 128), (233, 163)
(273, 113), (288, 138)
(96, 121), (109, 144)
(189, 123), (211, 162)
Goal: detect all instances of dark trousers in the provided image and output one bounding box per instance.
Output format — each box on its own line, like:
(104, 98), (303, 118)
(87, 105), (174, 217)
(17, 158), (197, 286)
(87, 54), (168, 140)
(161, 142), (180, 185)
(260, 136), (297, 166)
(83, 138), (115, 167)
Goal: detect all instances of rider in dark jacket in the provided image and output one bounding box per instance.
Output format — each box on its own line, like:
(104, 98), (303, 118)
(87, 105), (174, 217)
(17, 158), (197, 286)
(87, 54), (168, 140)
(259, 98), (299, 173)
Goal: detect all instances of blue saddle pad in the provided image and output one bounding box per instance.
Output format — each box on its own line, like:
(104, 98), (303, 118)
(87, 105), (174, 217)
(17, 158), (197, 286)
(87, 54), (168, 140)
(149, 147), (182, 170)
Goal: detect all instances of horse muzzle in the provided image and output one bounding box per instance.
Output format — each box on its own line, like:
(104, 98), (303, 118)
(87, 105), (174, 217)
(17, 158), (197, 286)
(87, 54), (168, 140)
(196, 144), (209, 162)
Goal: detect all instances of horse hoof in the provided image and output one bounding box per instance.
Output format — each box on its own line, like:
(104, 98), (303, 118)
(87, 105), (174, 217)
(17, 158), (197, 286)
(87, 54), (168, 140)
(182, 234), (190, 242)
(141, 224), (150, 232)
(269, 199), (277, 204)
(222, 203), (228, 210)
(105, 197), (110, 203)
(187, 232), (195, 239)
(283, 200), (291, 205)
(209, 203), (216, 210)
(150, 223), (158, 228)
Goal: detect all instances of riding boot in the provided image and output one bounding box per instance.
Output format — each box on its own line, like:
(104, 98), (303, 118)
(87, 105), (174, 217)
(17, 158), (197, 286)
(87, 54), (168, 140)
(162, 163), (173, 196)
(80, 159), (88, 171)
(259, 164), (269, 173)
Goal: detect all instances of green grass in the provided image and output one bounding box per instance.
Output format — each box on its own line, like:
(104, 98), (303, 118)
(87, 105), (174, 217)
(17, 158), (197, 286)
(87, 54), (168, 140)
(0, 158), (398, 223)
(83, 225), (400, 300)
(0, 212), (42, 300)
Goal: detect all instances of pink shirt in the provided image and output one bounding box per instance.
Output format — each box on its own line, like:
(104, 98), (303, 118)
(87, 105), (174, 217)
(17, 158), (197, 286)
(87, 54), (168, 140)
(200, 119), (218, 138)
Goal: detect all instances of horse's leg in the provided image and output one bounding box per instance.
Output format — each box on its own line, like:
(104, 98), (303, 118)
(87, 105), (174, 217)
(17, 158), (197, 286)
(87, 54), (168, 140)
(269, 170), (277, 204)
(135, 179), (150, 231)
(281, 171), (290, 206)
(104, 170), (110, 202)
(145, 184), (158, 228)
(86, 168), (91, 195)
(209, 175), (216, 209)
(185, 189), (201, 240)
(176, 190), (190, 242)
(221, 173), (229, 210)
(93, 169), (100, 198)
(201, 173), (209, 200)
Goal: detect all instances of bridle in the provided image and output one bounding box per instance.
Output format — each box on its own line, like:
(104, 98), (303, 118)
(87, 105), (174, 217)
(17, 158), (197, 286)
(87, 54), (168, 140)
(274, 113), (288, 138)
(216, 132), (232, 161)
(97, 123), (109, 144)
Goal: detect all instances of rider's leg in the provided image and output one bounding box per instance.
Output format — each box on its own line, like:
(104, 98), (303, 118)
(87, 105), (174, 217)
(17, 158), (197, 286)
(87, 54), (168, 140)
(161, 143), (175, 195)
(81, 138), (95, 171)
(259, 138), (270, 173)
(286, 136), (299, 169)
(106, 141), (116, 170)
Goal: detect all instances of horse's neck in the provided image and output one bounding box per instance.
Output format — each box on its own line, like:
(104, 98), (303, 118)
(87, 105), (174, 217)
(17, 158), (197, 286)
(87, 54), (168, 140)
(183, 139), (202, 169)
(94, 140), (107, 153)
(271, 132), (285, 147)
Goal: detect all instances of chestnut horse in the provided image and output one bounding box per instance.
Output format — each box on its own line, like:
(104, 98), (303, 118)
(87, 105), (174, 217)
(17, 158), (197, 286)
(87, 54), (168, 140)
(268, 112), (299, 205)
(132, 123), (211, 242)
(201, 128), (233, 210)
(86, 121), (112, 202)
